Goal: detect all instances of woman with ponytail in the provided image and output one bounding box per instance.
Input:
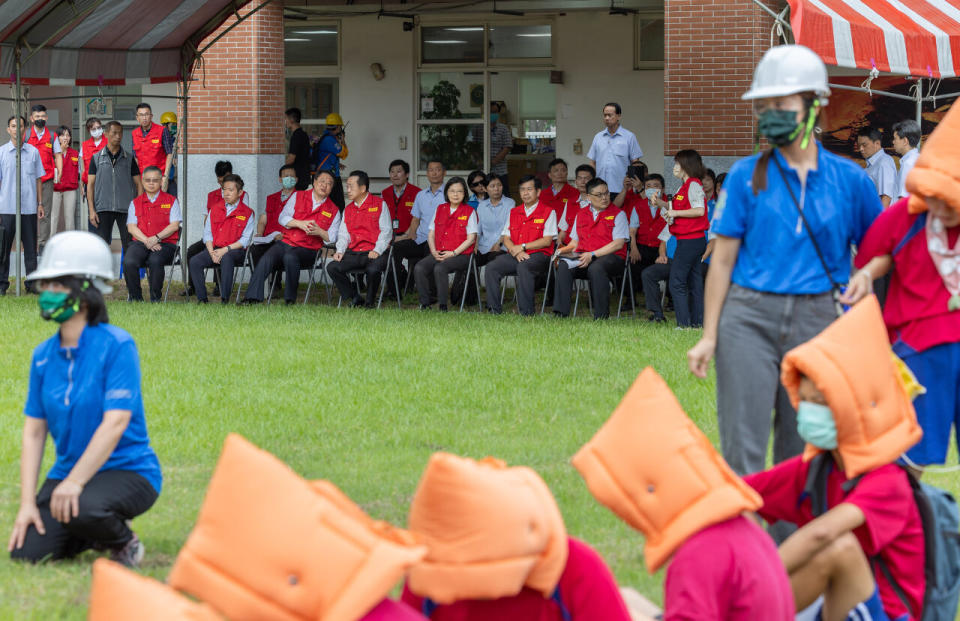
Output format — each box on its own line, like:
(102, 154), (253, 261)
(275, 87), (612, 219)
(685, 46), (882, 488)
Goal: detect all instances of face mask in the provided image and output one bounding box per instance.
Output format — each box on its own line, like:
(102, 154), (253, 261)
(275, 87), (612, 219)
(90, 128), (103, 139)
(644, 188), (659, 201)
(38, 290), (78, 323)
(757, 103), (819, 149)
(33, 119), (46, 129)
(490, 113), (499, 123)
(168, 124), (177, 137)
(796, 401), (838, 450)
(281, 176), (297, 190)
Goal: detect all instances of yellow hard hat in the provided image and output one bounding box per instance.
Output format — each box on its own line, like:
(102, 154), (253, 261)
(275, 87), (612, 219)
(160, 111), (177, 124)
(325, 112), (344, 126)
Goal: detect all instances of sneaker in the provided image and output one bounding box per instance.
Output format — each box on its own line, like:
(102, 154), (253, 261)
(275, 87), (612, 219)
(110, 533), (145, 568)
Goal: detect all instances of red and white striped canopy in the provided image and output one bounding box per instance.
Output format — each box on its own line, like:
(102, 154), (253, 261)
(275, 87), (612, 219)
(0, 0), (254, 86)
(787, 0), (960, 78)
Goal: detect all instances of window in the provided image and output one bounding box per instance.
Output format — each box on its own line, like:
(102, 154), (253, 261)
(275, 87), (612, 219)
(634, 14), (664, 70)
(421, 26), (484, 64)
(419, 72), (483, 119)
(489, 24), (552, 60)
(285, 77), (339, 138)
(284, 25), (338, 66)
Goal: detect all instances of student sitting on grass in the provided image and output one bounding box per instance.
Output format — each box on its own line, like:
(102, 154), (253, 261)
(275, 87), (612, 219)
(744, 297), (926, 621)
(401, 452), (632, 620)
(572, 367), (795, 620)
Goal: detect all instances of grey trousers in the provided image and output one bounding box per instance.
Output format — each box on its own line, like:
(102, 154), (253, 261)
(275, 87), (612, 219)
(716, 284), (837, 476)
(37, 179), (54, 247)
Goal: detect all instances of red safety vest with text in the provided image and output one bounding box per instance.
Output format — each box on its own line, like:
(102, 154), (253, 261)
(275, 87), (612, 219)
(542, 183), (579, 219)
(133, 191), (179, 244)
(508, 202), (554, 256)
(132, 123), (167, 172)
(263, 191), (291, 238)
(282, 190), (339, 250)
(383, 184), (421, 233)
(575, 205), (627, 258)
(81, 137), (106, 186)
(433, 203), (475, 254)
(54, 148), (80, 192)
(343, 194), (385, 252)
(629, 194), (667, 248)
(210, 201), (254, 248)
(669, 177), (709, 240)
(26, 127), (56, 181)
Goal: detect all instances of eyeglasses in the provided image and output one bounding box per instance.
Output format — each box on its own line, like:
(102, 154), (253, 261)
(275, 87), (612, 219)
(471, 182), (484, 187)
(589, 191), (611, 198)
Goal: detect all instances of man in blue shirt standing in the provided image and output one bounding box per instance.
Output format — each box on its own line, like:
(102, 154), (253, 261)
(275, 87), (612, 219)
(857, 127), (898, 208)
(587, 103), (643, 198)
(0, 115), (46, 295)
(393, 160), (445, 297)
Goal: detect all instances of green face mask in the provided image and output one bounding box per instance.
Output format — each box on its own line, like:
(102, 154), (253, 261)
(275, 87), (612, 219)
(757, 100), (820, 149)
(38, 290), (79, 323)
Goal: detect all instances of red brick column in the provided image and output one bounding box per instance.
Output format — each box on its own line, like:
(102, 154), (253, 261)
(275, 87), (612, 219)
(664, 0), (782, 157)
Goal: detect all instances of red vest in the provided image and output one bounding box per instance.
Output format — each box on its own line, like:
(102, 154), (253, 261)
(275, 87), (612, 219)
(81, 138), (106, 186)
(433, 203), (475, 254)
(282, 190), (340, 250)
(263, 191), (291, 238)
(26, 127), (56, 181)
(207, 188), (223, 214)
(508, 202), (555, 256)
(210, 201), (254, 248)
(562, 199), (586, 241)
(131, 123), (167, 172)
(343, 194), (385, 252)
(575, 205), (627, 258)
(382, 183), (421, 233)
(542, 183), (580, 218)
(133, 191), (179, 244)
(54, 148), (80, 192)
(630, 195), (667, 248)
(669, 177), (709, 240)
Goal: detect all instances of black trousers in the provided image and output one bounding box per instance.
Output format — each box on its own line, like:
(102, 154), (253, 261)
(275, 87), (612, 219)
(244, 242), (317, 302)
(484, 252), (549, 315)
(414, 254), (470, 306)
(669, 237), (706, 327)
(393, 238), (430, 293)
(642, 261), (671, 317)
(627, 244), (660, 293)
(123, 241), (177, 301)
(553, 253), (624, 319)
(452, 250), (502, 305)
(96, 211), (132, 253)
(0, 213), (38, 292)
(326, 250), (390, 306)
(188, 247), (246, 301)
(186, 240), (220, 293)
(10, 471), (157, 563)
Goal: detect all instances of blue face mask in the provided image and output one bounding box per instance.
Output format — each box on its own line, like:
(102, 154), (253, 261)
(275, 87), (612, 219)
(796, 401), (838, 450)
(490, 113), (499, 123)
(281, 176), (297, 190)
(644, 188), (659, 201)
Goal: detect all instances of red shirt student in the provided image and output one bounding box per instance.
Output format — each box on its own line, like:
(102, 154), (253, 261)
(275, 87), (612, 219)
(383, 159), (421, 234)
(123, 167), (182, 302)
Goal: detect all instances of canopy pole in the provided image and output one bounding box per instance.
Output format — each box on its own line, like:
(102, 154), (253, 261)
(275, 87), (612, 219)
(916, 78), (923, 127)
(180, 75), (189, 287)
(14, 45), (22, 297)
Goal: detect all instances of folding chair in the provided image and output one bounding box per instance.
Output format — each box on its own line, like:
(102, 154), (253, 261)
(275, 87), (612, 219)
(232, 245), (255, 303)
(615, 254), (637, 319)
(303, 244), (335, 305)
(162, 245), (187, 302)
(458, 251), (484, 312)
(335, 245), (402, 309)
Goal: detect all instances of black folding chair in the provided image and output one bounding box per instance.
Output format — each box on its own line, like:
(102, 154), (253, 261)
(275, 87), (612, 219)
(616, 253), (637, 319)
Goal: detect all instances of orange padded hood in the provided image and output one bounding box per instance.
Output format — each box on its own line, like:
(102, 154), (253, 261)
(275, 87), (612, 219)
(168, 434), (427, 621)
(572, 367), (762, 573)
(906, 102), (960, 214)
(89, 559), (222, 621)
(406, 452), (568, 604)
(781, 296), (923, 478)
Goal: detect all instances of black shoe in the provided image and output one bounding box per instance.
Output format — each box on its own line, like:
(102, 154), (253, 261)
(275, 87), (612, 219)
(350, 296), (365, 308)
(212, 287), (221, 298)
(419, 304), (431, 311)
(0, 288), (6, 296)
(24, 283), (38, 294)
(197, 298), (209, 304)
(221, 299), (230, 305)
(553, 311), (567, 318)
(238, 298), (261, 305)
(649, 314), (666, 323)
(487, 308), (502, 315)
(285, 300), (295, 306)
(438, 304), (448, 312)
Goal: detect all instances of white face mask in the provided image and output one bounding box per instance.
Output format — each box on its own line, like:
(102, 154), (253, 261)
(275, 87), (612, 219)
(644, 188), (660, 201)
(90, 128), (103, 139)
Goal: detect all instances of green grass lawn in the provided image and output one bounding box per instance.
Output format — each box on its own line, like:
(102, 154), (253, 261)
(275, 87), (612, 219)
(0, 293), (956, 619)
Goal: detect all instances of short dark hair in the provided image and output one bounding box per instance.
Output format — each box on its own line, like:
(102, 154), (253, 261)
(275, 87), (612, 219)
(135, 102), (152, 113)
(490, 102), (501, 112)
(85, 117), (101, 131)
(603, 102), (622, 115)
(426, 159), (445, 170)
(444, 176), (469, 203)
(7, 115), (25, 127)
(548, 158), (568, 170)
(57, 276), (108, 326)
(674, 149), (707, 180)
(285, 107), (302, 123)
(142, 166), (163, 178)
(389, 159), (410, 175)
(315, 169), (336, 183)
(348, 170), (370, 191)
(518, 174), (541, 190)
(484, 173), (503, 187)
(103, 121), (122, 134)
(279, 165), (296, 177)
(221, 173), (244, 191)
(58, 125), (72, 141)
(585, 177), (608, 194)
(892, 120), (921, 148)
(215, 160), (233, 177)
(574, 164), (595, 178)
(857, 127), (882, 143)
(645, 173), (665, 188)
(30, 104), (46, 114)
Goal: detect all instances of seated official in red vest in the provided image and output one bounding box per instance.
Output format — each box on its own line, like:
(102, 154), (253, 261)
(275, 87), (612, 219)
(252, 164), (298, 268)
(484, 175), (558, 316)
(241, 170), (340, 305)
(541, 158), (580, 220)
(383, 159), (422, 236)
(184, 160), (238, 297)
(327, 170), (394, 308)
(558, 165), (595, 246)
(188, 174), (255, 304)
(552, 178), (629, 320)
(123, 167), (181, 302)
(414, 177), (478, 311)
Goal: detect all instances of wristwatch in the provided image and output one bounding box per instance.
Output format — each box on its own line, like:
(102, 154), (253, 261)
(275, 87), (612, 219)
(521, 243), (527, 252)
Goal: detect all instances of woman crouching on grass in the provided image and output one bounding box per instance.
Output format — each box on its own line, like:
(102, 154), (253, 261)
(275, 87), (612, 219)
(8, 231), (161, 568)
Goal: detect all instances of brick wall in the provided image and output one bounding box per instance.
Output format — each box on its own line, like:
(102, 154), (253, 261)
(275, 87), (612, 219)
(664, 0), (782, 156)
(186, 3), (284, 155)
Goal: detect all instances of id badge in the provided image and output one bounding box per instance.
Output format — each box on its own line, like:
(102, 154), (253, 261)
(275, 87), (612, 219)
(392, 219), (399, 230)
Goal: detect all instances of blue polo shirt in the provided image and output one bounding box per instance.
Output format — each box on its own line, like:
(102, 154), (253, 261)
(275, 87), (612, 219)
(711, 145), (882, 294)
(315, 131), (342, 177)
(24, 324), (162, 493)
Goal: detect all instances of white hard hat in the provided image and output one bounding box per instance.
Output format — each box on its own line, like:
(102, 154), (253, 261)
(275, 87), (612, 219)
(742, 44), (830, 102)
(26, 231), (115, 293)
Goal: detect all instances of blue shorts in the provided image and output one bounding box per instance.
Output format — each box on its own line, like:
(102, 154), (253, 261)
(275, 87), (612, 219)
(894, 340), (960, 465)
(812, 586), (902, 621)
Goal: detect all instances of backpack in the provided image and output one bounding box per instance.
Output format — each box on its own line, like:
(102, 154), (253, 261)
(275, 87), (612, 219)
(804, 453), (960, 620)
(420, 585), (572, 621)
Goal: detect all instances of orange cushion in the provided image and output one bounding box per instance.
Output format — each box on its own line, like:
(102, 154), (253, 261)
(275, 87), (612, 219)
(906, 99), (960, 214)
(168, 434), (426, 621)
(89, 559), (221, 621)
